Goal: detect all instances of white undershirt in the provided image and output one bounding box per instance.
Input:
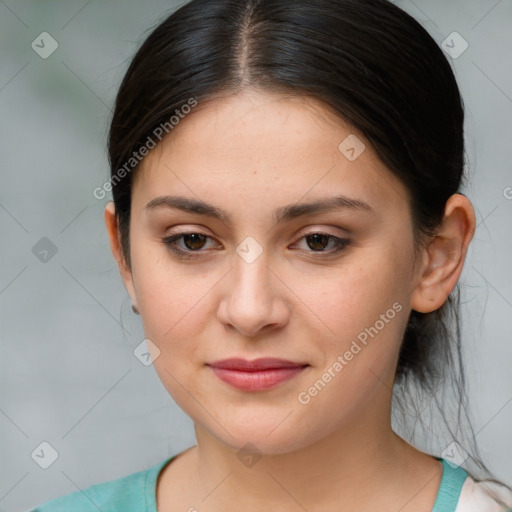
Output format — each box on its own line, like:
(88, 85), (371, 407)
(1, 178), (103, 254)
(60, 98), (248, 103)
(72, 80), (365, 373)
(455, 477), (512, 512)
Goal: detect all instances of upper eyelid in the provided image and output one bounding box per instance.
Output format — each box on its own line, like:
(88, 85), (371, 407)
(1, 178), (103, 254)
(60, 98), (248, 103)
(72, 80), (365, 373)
(164, 226), (346, 239)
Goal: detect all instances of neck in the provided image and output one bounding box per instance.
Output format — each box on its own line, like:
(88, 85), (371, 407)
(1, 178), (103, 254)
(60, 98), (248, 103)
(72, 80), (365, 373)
(186, 412), (440, 511)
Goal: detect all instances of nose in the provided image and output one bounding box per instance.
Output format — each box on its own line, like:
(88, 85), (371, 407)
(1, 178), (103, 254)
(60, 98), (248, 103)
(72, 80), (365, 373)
(217, 250), (289, 338)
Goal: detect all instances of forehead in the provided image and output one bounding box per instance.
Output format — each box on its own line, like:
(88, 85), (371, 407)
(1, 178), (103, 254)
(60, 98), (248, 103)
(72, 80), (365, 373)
(131, 90), (411, 221)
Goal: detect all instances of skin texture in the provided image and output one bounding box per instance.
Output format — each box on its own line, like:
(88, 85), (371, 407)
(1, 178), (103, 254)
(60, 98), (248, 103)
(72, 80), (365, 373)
(105, 89), (476, 511)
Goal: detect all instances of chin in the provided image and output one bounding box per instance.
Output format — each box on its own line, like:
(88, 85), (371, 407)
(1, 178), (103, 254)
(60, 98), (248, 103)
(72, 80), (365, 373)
(206, 418), (318, 457)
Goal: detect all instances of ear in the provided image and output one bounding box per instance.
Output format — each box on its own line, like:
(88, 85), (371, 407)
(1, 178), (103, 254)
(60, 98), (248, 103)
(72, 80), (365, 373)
(104, 201), (138, 310)
(410, 193), (476, 313)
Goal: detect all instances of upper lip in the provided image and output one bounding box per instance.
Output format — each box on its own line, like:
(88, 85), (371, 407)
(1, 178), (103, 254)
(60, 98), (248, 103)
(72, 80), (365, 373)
(207, 358), (309, 371)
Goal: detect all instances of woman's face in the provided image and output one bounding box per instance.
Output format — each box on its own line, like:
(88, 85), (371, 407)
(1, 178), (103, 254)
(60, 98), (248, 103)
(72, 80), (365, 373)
(121, 89), (422, 454)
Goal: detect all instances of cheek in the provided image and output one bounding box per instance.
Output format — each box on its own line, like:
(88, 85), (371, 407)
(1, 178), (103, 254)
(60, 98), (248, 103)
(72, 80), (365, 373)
(295, 254), (406, 345)
(130, 249), (223, 402)
(131, 238), (213, 339)
(294, 254), (408, 396)
(294, 278), (406, 437)
(135, 260), (212, 410)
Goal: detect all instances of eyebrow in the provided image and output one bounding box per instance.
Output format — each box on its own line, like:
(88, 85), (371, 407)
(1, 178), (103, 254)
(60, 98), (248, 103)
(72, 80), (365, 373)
(144, 194), (374, 227)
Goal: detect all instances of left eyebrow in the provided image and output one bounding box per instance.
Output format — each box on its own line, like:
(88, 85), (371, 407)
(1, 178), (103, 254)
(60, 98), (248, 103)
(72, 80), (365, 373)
(144, 194), (375, 228)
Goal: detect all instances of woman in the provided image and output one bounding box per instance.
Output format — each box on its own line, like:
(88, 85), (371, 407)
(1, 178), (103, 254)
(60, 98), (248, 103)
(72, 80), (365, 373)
(29, 0), (512, 510)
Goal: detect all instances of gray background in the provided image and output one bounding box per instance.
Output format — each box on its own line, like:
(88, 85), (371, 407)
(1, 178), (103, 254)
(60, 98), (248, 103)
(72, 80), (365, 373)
(0, 1), (511, 510)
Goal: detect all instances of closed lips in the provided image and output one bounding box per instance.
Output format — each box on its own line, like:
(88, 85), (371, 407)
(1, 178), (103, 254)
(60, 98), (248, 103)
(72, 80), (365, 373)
(207, 358), (309, 371)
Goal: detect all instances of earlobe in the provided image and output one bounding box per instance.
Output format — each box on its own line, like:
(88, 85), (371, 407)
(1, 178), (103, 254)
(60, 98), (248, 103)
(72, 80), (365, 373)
(410, 193), (476, 313)
(411, 237), (461, 312)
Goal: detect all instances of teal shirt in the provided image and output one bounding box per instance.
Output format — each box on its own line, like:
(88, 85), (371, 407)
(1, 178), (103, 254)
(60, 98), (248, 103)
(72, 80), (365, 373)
(28, 456), (468, 511)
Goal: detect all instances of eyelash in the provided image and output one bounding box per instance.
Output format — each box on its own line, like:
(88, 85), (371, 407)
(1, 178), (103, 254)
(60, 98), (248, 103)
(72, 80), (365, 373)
(161, 231), (351, 259)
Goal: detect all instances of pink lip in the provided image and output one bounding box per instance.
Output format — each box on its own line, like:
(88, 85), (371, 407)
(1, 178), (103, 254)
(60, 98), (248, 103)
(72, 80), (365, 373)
(207, 358), (309, 391)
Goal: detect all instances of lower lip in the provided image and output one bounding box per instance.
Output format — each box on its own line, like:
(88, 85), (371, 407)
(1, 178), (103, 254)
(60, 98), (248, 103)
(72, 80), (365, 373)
(209, 366), (308, 391)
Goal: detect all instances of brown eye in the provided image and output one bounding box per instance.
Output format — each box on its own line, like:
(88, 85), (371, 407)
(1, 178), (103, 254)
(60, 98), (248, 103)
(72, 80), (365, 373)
(305, 233), (330, 251)
(293, 231), (351, 255)
(181, 233), (208, 250)
(161, 232), (216, 258)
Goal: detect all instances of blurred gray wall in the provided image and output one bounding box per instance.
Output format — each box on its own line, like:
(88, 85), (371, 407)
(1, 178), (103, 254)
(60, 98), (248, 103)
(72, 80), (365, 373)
(0, 1), (511, 510)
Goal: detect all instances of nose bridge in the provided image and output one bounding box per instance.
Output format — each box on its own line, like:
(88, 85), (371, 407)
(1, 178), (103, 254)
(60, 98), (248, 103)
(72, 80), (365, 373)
(221, 238), (283, 334)
(231, 239), (272, 303)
